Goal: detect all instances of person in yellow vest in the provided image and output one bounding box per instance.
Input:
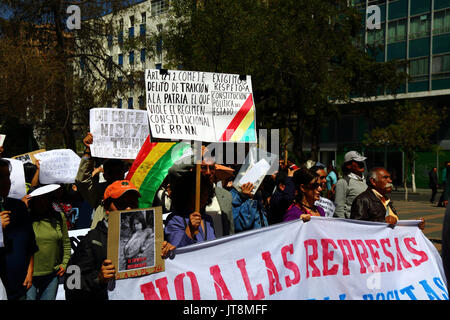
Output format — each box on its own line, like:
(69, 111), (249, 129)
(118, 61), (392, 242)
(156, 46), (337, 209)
(350, 167), (425, 230)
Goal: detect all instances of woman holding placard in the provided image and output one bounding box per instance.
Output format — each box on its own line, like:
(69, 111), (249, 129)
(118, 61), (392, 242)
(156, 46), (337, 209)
(283, 168), (325, 222)
(26, 184), (71, 300)
(165, 169), (216, 248)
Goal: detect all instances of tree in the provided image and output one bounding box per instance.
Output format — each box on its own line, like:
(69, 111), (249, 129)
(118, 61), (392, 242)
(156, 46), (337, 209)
(0, 0), (151, 152)
(363, 101), (446, 200)
(162, 0), (405, 162)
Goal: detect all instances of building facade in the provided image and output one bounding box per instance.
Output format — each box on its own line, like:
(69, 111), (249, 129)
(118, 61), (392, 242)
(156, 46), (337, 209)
(311, 0), (450, 188)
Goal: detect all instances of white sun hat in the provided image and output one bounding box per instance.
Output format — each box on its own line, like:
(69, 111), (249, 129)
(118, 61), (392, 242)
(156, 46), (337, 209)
(28, 184), (61, 198)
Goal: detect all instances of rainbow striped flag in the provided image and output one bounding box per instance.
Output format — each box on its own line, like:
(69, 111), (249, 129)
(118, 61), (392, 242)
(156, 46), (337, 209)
(219, 93), (256, 142)
(125, 136), (191, 208)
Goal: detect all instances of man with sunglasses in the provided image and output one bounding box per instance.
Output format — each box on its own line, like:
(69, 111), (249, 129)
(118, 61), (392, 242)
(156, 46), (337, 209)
(334, 151), (368, 219)
(64, 180), (175, 300)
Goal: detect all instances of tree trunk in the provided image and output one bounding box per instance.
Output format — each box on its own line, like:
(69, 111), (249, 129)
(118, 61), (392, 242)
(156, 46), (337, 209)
(310, 115), (321, 162)
(412, 160), (417, 193)
(292, 116), (306, 163)
(404, 165), (408, 202)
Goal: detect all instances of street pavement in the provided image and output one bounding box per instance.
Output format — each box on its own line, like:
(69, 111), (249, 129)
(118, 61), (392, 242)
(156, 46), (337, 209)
(390, 188), (447, 253)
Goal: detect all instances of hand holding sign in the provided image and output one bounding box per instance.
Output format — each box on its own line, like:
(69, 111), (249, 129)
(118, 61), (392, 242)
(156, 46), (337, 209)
(0, 210), (10, 229)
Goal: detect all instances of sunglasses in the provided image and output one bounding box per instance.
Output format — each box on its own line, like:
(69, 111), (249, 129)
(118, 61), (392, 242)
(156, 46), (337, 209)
(111, 194), (139, 210)
(304, 182), (321, 190)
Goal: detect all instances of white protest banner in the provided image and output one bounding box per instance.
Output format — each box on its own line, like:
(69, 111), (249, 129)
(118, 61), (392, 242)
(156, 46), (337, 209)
(34, 149), (81, 184)
(5, 158), (26, 200)
(89, 108), (150, 159)
(0, 135), (5, 147)
(109, 218), (448, 300)
(145, 69), (256, 143)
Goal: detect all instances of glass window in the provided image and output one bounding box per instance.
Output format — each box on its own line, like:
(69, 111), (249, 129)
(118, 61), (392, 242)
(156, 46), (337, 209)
(151, 0), (169, 16)
(128, 97), (133, 109)
(107, 34), (113, 47)
(367, 23), (385, 45)
(118, 99), (123, 109)
(433, 9), (450, 35)
(410, 14), (431, 39)
(118, 54), (123, 66)
(432, 54), (450, 74)
(409, 57), (429, 79)
(140, 24), (146, 36)
(129, 26), (134, 39)
(129, 51), (134, 65)
(387, 19), (406, 43)
(141, 12), (146, 23)
(140, 48), (146, 63)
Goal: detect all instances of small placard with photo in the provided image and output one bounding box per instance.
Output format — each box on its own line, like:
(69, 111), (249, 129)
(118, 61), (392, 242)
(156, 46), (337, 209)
(107, 207), (164, 279)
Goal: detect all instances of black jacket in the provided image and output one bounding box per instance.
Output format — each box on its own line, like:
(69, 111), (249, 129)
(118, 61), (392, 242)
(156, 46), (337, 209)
(64, 220), (108, 300)
(350, 188), (398, 222)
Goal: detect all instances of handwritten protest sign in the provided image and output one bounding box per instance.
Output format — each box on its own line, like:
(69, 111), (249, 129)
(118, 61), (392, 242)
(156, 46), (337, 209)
(4, 158), (26, 200)
(109, 218), (448, 300)
(89, 108), (150, 159)
(145, 69), (256, 143)
(12, 149), (46, 165)
(34, 149), (81, 184)
(315, 197), (336, 217)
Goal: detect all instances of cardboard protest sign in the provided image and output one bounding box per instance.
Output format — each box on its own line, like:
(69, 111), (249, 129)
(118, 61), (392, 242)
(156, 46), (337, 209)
(0, 135), (5, 147)
(34, 149), (81, 184)
(4, 158), (26, 200)
(145, 69), (257, 143)
(108, 207), (164, 279)
(12, 149), (46, 164)
(89, 108), (150, 159)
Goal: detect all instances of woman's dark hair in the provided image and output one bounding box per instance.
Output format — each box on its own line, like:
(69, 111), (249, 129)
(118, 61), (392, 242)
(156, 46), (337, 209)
(0, 158), (11, 171)
(170, 170), (215, 212)
(29, 194), (64, 229)
(293, 168), (318, 204)
(23, 162), (37, 183)
(129, 212), (147, 233)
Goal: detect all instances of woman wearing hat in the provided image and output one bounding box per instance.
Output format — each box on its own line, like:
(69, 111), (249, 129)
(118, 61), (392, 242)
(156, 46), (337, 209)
(26, 184), (71, 300)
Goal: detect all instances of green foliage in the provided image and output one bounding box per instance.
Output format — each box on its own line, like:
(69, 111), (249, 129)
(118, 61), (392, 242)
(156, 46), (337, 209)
(364, 101), (447, 182)
(162, 0), (405, 161)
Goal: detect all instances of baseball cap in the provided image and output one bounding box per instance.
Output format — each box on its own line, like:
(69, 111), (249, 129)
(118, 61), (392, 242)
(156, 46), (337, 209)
(28, 184), (61, 198)
(344, 151), (367, 163)
(103, 180), (140, 201)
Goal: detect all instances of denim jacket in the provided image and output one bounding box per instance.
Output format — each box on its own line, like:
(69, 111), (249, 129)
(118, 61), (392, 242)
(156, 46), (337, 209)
(230, 188), (268, 233)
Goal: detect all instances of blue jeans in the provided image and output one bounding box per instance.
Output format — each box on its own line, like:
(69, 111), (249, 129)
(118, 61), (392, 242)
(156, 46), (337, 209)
(26, 273), (59, 300)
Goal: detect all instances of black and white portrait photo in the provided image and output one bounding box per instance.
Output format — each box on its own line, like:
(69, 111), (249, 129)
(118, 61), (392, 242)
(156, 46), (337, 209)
(118, 209), (155, 272)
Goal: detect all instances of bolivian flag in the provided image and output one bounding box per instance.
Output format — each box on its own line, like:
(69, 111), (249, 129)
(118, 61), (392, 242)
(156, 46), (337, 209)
(219, 93), (256, 142)
(125, 136), (191, 208)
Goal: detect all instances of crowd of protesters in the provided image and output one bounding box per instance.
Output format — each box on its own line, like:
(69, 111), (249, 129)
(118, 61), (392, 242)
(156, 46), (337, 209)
(0, 134), (448, 300)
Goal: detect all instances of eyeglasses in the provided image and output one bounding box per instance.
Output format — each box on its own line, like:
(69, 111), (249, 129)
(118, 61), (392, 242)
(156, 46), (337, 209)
(308, 182), (321, 190)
